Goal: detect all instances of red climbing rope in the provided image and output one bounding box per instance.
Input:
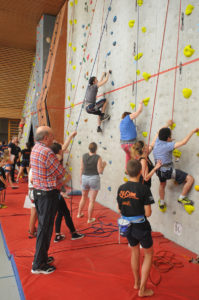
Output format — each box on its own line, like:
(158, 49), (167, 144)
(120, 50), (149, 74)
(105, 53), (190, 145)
(171, 0), (181, 122)
(147, 0), (170, 146)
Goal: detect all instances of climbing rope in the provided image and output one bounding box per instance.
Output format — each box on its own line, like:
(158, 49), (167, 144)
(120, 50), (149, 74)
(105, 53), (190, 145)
(171, 0), (181, 122)
(96, 0), (106, 76)
(134, 1), (140, 123)
(147, 0), (170, 146)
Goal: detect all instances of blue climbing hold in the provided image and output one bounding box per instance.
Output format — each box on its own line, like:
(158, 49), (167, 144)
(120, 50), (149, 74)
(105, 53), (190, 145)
(107, 51), (111, 56)
(99, 141), (102, 144)
(82, 25), (85, 28)
(109, 160), (112, 164)
(111, 81), (114, 86)
(103, 147), (107, 150)
(108, 187), (111, 191)
(108, 6), (111, 11)
(84, 32), (86, 37)
(113, 41), (116, 46)
(110, 31), (113, 35)
(111, 101), (114, 105)
(113, 16), (117, 22)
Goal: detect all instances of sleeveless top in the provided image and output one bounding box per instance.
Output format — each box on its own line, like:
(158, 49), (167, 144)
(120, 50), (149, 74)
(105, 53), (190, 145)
(82, 153), (100, 176)
(139, 156), (154, 188)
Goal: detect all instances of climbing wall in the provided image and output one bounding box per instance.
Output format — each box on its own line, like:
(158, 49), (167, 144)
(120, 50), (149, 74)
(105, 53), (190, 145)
(64, 0), (199, 253)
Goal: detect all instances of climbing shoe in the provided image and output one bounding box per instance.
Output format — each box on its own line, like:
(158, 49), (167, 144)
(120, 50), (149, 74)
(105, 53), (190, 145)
(97, 126), (102, 133)
(100, 114), (110, 121)
(158, 200), (167, 212)
(178, 197), (194, 206)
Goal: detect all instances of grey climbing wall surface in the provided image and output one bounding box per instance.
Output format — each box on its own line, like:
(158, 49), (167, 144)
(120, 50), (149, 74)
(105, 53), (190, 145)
(31, 14), (55, 134)
(65, 0), (199, 253)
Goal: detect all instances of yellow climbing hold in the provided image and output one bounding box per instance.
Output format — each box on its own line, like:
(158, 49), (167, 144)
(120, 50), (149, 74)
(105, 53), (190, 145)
(123, 177), (128, 182)
(143, 97), (150, 106)
(72, 84), (75, 89)
(68, 42), (72, 47)
(75, 0), (78, 4)
(72, 65), (76, 70)
(196, 131), (199, 136)
(71, 121), (74, 125)
(184, 204), (195, 215)
(69, 20), (73, 25)
(74, 19), (77, 24)
(185, 4), (194, 15)
(136, 69), (140, 75)
(134, 53), (143, 61)
(66, 131), (69, 136)
(69, 167), (72, 171)
(173, 149), (181, 158)
(137, 0), (143, 6)
(69, 60), (72, 64)
(183, 45), (195, 57)
(170, 123), (176, 130)
(67, 114), (70, 118)
(182, 88), (192, 98)
(128, 20), (135, 28)
(68, 96), (70, 100)
(130, 103), (135, 110)
(71, 103), (75, 107)
(72, 47), (76, 52)
(68, 78), (71, 82)
(142, 72), (151, 81)
(142, 27), (146, 33)
(195, 185), (199, 191)
(142, 132), (148, 137)
(70, 1), (74, 7)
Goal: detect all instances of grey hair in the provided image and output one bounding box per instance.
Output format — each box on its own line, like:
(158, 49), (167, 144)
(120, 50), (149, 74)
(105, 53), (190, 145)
(35, 130), (49, 141)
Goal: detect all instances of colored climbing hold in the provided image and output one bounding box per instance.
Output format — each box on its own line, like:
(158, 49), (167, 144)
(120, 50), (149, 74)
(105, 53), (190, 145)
(72, 46), (76, 52)
(130, 103), (135, 110)
(173, 149), (181, 158)
(69, 60), (72, 64)
(69, 20), (73, 25)
(66, 131), (69, 136)
(108, 187), (111, 191)
(143, 97), (150, 106)
(72, 84), (75, 89)
(68, 78), (71, 82)
(137, 0), (143, 6)
(185, 4), (194, 15)
(142, 132), (148, 137)
(134, 53), (143, 61)
(75, 0), (78, 4)
(184, 204), (195, 215)
(69, 42), (72, 47)
(74, 19), (77, 24)
(78, 141), (81, 144)
(110, 31), (113, 35)
(71, 103), (75, 107)
(84, 119), (88, 122)
(170, 122), (176, 130)
(142, 72), (151, 81)
(87, 54), (90, 60)
(111, 81), (114, 86)
(142, 27), (146, 33)
(70, 1), (73, 7)
(182, 88), (192, 98)
(72, 65), (76, 70)
(68, 96), (70, 100)
(103, 147), (107, 150)
(196, 131), (199, 136)
(113, 16), (117, 23)
(183, 45), (195, 57)
(82, 25), (85, 29)
(111, 101), (114, 105)
(123, 177), (128, 182)
(128, 20), (135, 28)
(113, 41), (116, 46)
(71, 121), (74, 125)
(136, 70), (140, 75)
(69, 167), (72, 171)
(107, 51), (111, 56)
(109, 161), (112, 164)
(67, 114), (70, 118)
(108, 6), (111, 11)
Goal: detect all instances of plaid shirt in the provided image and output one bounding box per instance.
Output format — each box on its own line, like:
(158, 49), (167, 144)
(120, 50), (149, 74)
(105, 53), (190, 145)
(30, 142), (65, 191)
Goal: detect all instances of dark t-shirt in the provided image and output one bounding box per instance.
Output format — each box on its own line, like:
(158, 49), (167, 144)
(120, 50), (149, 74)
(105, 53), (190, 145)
(0, 167), (6, 188)
(8, 143), (21, 160)
(21, 148), (31, 161)
(85, 84), (98, 105)
(139, 157), (154, 188)
(117, 181), (154, 217)
(82, 153), (100, 176)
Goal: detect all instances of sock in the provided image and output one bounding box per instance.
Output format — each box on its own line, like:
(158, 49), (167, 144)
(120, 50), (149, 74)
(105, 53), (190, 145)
(159, 199), (165, 206)
(179, 195), (185, 200)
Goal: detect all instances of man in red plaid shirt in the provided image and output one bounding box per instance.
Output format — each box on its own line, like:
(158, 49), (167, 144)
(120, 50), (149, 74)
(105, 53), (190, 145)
(30, 126), (65, 274)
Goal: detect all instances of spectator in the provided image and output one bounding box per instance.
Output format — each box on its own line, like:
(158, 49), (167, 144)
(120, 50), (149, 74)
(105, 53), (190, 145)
(30, 126), (65, 275)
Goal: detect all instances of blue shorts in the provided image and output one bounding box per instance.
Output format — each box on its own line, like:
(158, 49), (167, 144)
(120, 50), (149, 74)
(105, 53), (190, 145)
(82, 175), (100, 191)
(156, 168), (187, 184)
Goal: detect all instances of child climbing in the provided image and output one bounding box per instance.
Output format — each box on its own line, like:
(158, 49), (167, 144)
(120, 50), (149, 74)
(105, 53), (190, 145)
(153, 122), (199, 213)
(117, 159), (154, 297)
(85, 71), (111, 133)
(120, 100), (144, 169)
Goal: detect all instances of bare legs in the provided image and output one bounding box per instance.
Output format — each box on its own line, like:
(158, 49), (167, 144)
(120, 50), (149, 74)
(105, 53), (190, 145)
(29, 207), (37, 236)
(77, 189), (98, 222)
(181, 175), (194, 196)
(131, 245), (154, 297)
(98, 100), (108, 128)
(159, 181), (166, 200)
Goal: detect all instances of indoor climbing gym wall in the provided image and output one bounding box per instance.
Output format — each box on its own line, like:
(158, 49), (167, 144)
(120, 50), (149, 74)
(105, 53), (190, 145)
(64, 0), (199, 253)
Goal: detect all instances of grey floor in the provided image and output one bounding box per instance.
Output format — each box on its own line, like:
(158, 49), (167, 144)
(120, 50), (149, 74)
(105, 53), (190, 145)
(0, 229), (21, 300)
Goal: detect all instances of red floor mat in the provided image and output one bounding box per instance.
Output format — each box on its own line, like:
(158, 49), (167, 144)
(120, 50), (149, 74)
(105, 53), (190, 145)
(0, 183), (199, 300)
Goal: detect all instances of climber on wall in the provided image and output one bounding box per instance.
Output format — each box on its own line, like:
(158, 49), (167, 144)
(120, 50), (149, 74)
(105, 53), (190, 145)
(85, 71), (111, 133)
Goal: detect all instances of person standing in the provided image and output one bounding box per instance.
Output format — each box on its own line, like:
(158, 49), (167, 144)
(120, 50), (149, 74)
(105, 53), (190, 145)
(30, 126), (65, 274)
(8, 136), (20, 182)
